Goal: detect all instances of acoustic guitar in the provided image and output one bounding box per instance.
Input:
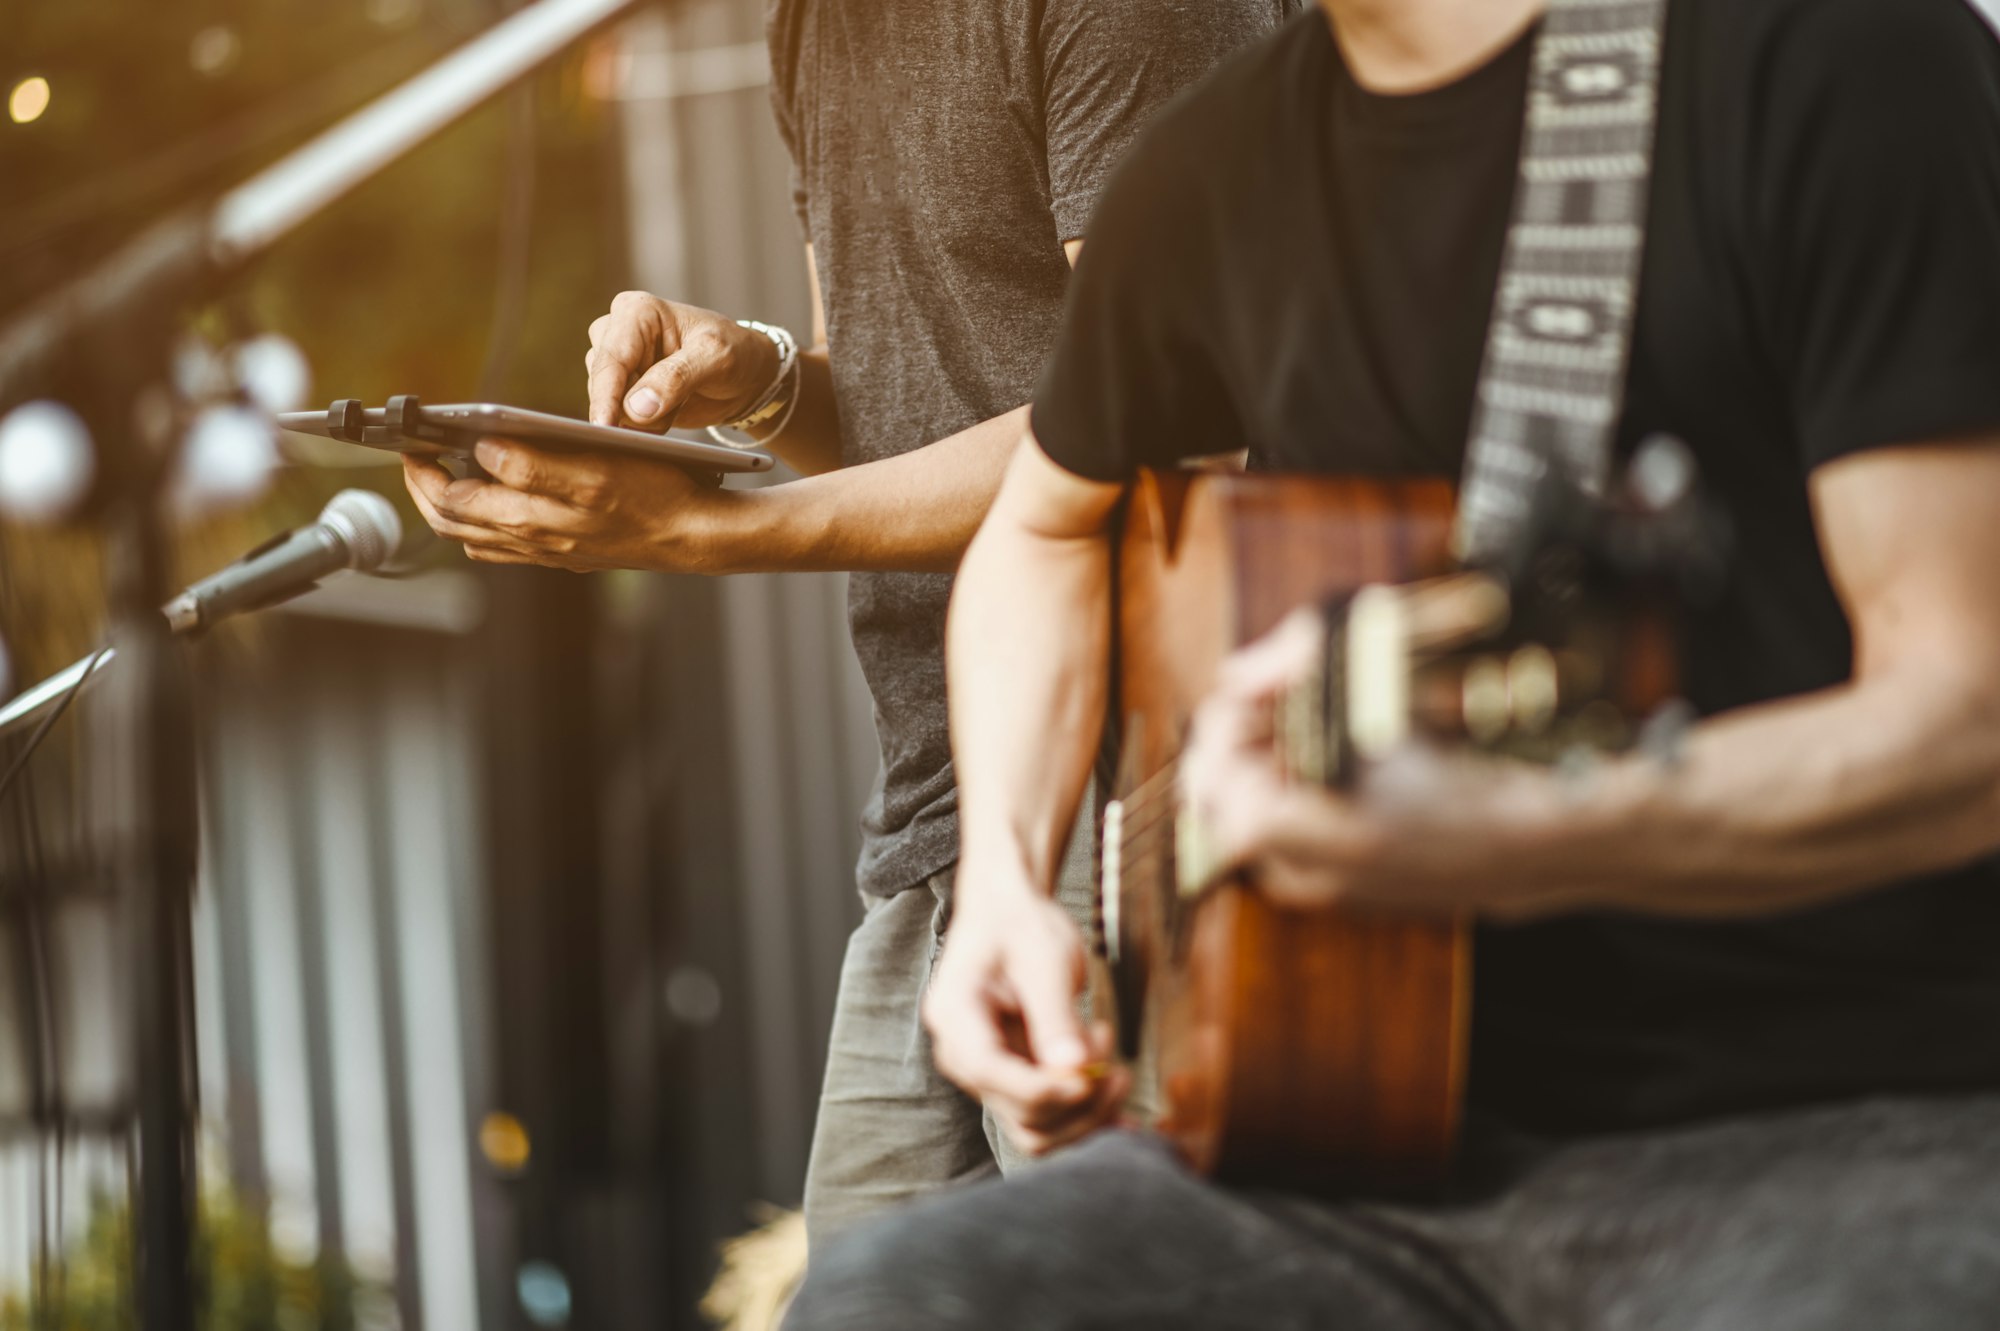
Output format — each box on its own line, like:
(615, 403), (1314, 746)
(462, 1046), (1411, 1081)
(1100, 466), (1688, 1190)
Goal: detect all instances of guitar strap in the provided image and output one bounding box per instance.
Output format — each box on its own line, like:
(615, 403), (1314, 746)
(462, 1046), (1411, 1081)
(1454, 0), (1671, 565)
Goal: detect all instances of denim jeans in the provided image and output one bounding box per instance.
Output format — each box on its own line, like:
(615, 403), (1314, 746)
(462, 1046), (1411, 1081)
(789, 1091), (2000, 1329)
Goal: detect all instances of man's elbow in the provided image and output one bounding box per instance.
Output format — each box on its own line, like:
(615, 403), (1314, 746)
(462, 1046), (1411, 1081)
(993, 431), (1124, 546)
(1957, 687), (2000, 855)
(1902, 671), (2000, 867)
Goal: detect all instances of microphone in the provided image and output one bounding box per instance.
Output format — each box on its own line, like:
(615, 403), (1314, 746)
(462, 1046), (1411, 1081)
(162, 488), (402, 634)
(0, 490), (401, 742)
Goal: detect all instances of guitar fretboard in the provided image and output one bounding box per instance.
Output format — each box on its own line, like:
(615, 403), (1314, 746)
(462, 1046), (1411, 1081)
(1455, 0), (1669, 564)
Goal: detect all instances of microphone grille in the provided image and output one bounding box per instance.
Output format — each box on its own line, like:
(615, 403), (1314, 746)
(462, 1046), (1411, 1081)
(319, 488), (403, 572)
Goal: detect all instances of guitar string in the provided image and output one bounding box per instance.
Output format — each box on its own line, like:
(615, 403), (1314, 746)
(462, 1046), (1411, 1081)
(1114, 761), (1178, 812)
(1113, 782), (1180, 840)
(1120, 821), (1183, 864)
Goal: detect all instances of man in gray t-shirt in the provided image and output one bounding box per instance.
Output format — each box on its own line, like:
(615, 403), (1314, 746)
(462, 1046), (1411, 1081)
(405, 0), (1292, 1239)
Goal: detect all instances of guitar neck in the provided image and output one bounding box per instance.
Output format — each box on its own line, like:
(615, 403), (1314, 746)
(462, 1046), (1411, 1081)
(1276, 572), (1514, 791)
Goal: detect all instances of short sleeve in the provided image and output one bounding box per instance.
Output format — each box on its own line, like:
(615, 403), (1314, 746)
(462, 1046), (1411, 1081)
(1751, 0), (2000, 468)
(1040, 0), (1288, 241)
(1031, 126), (1244, 482)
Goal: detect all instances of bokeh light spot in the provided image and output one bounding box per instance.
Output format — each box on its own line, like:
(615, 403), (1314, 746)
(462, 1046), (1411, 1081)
(9, 76), (50, 125)
(479, 1111), (533, 1175)
(516, 1262), (572, 1328)
(366, 0), (420, 29)
(189, 26), (242, 78)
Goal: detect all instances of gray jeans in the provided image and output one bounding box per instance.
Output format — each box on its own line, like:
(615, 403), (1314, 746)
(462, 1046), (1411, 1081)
(789, 1091), (2000, 1329)
(800, 808), (1098, 1245)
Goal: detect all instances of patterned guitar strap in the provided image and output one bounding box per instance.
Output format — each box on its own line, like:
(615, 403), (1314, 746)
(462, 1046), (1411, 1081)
(1454, 0), (1671, 566)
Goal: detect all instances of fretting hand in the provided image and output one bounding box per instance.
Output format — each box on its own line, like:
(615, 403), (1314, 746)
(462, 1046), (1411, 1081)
(1179, 608), (1589, 919)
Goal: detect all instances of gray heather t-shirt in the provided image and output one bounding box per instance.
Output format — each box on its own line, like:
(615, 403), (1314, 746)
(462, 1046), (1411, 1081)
(767, 0), (1294, 897)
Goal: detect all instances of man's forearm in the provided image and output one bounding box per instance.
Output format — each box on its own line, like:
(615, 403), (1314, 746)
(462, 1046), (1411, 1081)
(947, 444), (1116, 897)
(702, 404), (1029, 575)
(1489, 663), (2000, 917)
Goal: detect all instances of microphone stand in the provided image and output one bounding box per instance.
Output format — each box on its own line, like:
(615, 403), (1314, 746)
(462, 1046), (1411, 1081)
(0, 650), (116, 742)
(0, 1), (641, 1325)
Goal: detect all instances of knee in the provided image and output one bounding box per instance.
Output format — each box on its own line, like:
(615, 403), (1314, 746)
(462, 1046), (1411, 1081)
(789, 1133), (1174, 1329)
(787, 1203), (1014, 1331)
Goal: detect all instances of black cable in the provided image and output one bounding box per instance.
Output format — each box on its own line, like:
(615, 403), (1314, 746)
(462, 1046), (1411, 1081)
(476, 80), (540, 400)
(472, 0), (539, 401)
(0, 648), (111, 809)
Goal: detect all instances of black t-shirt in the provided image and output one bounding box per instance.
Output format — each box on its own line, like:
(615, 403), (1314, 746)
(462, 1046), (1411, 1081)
(1034, 0), (2000, 1136)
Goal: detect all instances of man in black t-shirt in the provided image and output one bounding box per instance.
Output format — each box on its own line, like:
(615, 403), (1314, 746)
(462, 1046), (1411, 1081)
(785, 0), (2000, 1325)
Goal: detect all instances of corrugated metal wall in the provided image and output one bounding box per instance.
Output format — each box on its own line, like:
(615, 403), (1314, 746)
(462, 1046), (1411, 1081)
(194, 583), (491, 1331)
(0, 574), (492, 1329)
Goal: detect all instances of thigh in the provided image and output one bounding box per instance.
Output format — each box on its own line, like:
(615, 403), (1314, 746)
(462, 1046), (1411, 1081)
(802, 877), (994, 1245)
(791, 1131), (1505, 1331)
(1416, 1093), (2000, 1331)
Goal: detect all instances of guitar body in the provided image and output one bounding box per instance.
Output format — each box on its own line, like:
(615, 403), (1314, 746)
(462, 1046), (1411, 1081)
(1108, 469), (1470, 1190)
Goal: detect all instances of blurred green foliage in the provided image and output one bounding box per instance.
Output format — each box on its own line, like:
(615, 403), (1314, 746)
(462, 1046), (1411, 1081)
(0, 0), (626, 676)
(0, 1182), (387, 1331)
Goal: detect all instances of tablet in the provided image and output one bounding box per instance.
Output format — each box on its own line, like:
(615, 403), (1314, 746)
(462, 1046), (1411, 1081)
(278, 398), (776, 474)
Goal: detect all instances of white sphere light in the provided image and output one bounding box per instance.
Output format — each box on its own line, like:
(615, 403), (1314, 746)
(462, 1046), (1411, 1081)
(232, 335), (311, 414)
(172, 335), (225, 400)
(0, 400), (96, 522)
(172, 404), (278, 516)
